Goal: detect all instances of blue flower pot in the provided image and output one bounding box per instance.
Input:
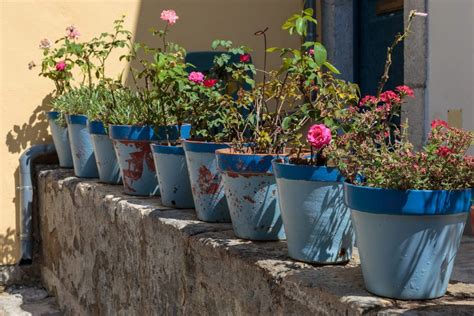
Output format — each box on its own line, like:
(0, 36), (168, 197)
(216, 148), (285, 241)
(273, 161), (354, 264)
(183, 141), (231, 222)
(88, 121), (121, 184)
(46, 111), (73, 168)
(66, 114), (98, 178)
(109, 124), (191, 196)
(344, 183), (471, 300)
(151, 144), (194, 208)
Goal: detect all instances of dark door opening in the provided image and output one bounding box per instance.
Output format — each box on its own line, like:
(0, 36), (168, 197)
(357, 0), (404, 96)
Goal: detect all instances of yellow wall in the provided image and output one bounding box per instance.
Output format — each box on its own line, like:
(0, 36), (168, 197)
(0, 0), (302, 264)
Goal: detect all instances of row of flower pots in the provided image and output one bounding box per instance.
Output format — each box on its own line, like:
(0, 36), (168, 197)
(47, 114), (472, 300)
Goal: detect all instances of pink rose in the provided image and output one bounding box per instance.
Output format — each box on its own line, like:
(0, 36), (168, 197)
(430, 119), (449, 129)
(239, 54), (251, 63)
(307, 124), (332, 150)
(188, 71), (205, 84)
(160, 10), (179, 25)
(396, 85), (414, 97)
(308, 48), (314, 55)
(66, 25), (80, 40)
(55, 60), (66, 71)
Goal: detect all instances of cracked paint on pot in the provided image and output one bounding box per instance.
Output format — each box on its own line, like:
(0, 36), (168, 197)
(66, 114), (98, 178)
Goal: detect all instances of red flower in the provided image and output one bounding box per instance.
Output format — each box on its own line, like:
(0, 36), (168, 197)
(203, 79), (218, 88)
(396, 85), (414, 97)
(359, 95), (377, 107)
(436, 146), (454, 157)
(430, 119), (449, 129)
(240, 54), (251, 63)
(55, 60), (66, 71)
(379, 90), (400, 104)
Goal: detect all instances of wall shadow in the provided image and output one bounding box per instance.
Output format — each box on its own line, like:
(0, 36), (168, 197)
(4, 94), (53, 264)
(5, 94), (52, 154)
(0, 227), (17, 265)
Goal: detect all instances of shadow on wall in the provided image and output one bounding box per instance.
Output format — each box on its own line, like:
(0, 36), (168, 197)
(0, 228), (17, 265)
(5, 94), (53, 154)
(4, 94), (53, 264)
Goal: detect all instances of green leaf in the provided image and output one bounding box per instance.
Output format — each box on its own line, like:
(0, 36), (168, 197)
(282, 117), (292, 130)
(304, 8), (314, 16)
(295, 17), (306, 36)
(266, 47), (279, 53)
(323, 61), (340, 74)
(313, 43), (327, 66)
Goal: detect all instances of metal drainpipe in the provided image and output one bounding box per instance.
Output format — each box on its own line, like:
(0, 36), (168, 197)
(18, 143), (56, 263)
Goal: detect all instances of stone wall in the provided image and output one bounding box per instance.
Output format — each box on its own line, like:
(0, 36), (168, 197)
(37, 168), (474, 315)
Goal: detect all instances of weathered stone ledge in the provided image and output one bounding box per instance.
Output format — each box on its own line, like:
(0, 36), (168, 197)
(37, 168), (474, 315)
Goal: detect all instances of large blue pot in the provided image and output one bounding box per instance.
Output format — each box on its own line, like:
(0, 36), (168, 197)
(109, 124), (191, 196)
(151, 144), (194, 208)
(216, 148), (285, 241)
(46, 111), (73, 168)
(273, 161), (354, 264)
(88, 121), (121, 184)
(66, 114), (98, 178)
(344, 183), (471, 300)
(183, 141), (231, 222)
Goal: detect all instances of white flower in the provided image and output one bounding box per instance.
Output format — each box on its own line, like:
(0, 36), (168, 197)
(39, 38), (52, 49)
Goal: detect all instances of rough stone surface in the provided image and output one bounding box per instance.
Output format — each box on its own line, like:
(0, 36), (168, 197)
(36, 168), (474, 315)
(0, 285), (61, 316)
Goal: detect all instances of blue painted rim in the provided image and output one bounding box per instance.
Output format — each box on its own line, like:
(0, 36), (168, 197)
(183, 140), (230, 153)
(151, 144), (185, 155)
(46, 111), (60, 120)
(109, 125), (158, 141)
(66, 114), (88, 125)
(215, 148), (278, 173)
(344, 183), (472, 215)
(272, 160), (344, 182)
(88, 120), (107, 135)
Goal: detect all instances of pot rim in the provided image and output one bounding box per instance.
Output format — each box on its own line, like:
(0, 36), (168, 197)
(344, 182), (472, 215)
(272, 159), (343, 182)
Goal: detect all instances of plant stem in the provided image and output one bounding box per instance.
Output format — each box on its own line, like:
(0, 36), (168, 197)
(377, 10), (418, 96)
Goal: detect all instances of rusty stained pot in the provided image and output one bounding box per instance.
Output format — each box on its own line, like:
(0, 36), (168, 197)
(183, 140), (231, 222)
(215, 148), (285, 241)
(151, 144), (194, 208)
(66, 114), (98, 178)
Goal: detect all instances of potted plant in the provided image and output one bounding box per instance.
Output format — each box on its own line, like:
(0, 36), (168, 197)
(84, 16), (132, 184)
(183, 40), (255, 221)
(335, 11), (473, 300)
(35, 29), (78, 167)
(215, 9), (327, 241)
(112, 9), (190, 197)
(270, 9), (359, 262)
(51, 86), (99, 178)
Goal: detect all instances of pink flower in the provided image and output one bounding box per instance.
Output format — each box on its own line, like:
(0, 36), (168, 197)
(188, 71), (205, 84)
(396, 85), (414, 97)
(430, 119), (449, 129)
(359, 95), (377, 106)
(307, 124), (332, 150)
(66, 25), (80, 40)
(379, 90), (400, 104)
(308, 48), (314, 55)
(436, 146), (454, 157)
(240, 54), (251, 63)
(39, 38), (52, 49)
(203, 79), (218, 88)
(160, 10), (179, 25)
(55, 60), (66, 71)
